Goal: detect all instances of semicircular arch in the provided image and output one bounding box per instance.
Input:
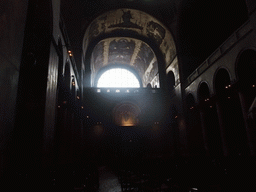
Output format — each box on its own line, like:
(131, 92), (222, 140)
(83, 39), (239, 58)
(83, 8), (177, 88)
(94, 63), (143, 88)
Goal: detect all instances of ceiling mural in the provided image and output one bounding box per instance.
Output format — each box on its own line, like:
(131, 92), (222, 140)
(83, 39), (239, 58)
(108, 38), (135, 65)
(91, 37), (158, 87)
(83, 9), (176, 68)
(92, 41), (104, 72)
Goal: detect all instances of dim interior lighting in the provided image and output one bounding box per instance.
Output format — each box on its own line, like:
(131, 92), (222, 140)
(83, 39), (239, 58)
(225, 86), (228, 89)
(58, 105), (60, 108)
(116, 89), (120, 93)
(228, 85), (231, 87)
(68, 50), (71, 53)
(253, 85), (255, 87)
(81, 106), (84, 109)
(63, 101), (67, 104)
(210, 106), (212, 108)
(77, 96), (80, 99)
(175, 116), (178, 119)
(126, 89), (130, 93)
(87, 116), (89, 118)
(228, 97), (230, 99)
(190, 106), (194, 110)
(97, 89), (101, 93)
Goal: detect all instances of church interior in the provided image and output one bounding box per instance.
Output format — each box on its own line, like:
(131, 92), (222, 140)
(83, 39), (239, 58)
(1, 0), (256, 191)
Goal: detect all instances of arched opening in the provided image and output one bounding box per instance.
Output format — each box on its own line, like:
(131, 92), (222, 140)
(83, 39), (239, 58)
(237, 50), (256, 113)
(178, 0), (248, 78)
(113, 102), (141, 126)
(215, 68), (249, 156)
(186, 94), (205, 156)
(167, 71), (175, 92)
(90, 37), (158, 87)
(83, 9), (177, 89)
(198, 82), (222, 157)
(97, 68), (140, 88)
(236, 49), (256, 153)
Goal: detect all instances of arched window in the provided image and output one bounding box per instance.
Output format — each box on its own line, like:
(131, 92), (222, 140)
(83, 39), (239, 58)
(167, 71), (175, 92)
(97, 68), (140, 88)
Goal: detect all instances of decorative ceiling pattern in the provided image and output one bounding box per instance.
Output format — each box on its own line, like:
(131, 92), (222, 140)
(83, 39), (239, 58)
(83, 8), (176, 65)
(84, 8), (176, 87)
(91, 37), (157, 87)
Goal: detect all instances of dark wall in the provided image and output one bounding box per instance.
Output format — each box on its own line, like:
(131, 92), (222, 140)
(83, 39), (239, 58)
(0, 0), (29, 177)
(177, 0), (248, 79)
(11, 0), (52, 172)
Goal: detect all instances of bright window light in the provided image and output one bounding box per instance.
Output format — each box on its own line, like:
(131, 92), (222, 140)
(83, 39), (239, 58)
(97, 68), (140, 88)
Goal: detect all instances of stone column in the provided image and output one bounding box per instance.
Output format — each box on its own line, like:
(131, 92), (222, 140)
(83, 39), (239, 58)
(215, 100), (228, 156)
(238, 91), (255, 155)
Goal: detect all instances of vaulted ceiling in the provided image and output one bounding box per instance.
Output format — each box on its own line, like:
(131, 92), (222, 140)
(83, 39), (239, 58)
(83, 8), (176, 87)
(62, 0), (248, 82)
(91, 37), (158, 87)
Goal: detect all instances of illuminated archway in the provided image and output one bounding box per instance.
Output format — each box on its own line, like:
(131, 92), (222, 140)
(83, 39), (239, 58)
(113, 101), (141, 126)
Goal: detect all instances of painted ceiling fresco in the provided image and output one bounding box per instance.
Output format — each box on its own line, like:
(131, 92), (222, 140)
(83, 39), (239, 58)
(83, 9), (176, 67)
(91, 37), (158, 87)
(84, 9), (176, 87)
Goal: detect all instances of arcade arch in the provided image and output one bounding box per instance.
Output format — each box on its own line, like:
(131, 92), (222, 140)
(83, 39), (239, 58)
(167, 71), (175, 92)
(236, 49), (256, 154)
(186, 93), (205, 156)
(215, 68), (249, 156)
(198, 82), (222, 157)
